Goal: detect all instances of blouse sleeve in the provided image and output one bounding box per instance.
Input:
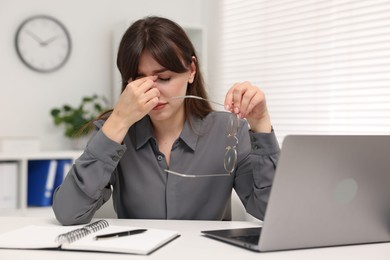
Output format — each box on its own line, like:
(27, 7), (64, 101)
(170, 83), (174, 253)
(52, 129), (126, 225)
(233, 128), (280, 220)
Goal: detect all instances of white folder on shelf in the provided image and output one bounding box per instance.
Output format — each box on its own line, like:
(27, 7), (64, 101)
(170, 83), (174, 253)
(0, 162), (18, 209)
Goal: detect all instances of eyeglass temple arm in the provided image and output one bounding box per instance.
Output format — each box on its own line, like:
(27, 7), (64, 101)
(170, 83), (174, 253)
(171, 95), (225, 108)
(164, 169), (230, 178)
(164, 169), (198, 178)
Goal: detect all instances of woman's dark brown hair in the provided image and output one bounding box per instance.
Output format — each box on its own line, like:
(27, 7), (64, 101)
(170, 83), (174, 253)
(113, 16), (213, 120)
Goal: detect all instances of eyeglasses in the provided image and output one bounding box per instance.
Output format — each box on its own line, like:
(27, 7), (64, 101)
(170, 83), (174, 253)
(163, 95), (240, 178)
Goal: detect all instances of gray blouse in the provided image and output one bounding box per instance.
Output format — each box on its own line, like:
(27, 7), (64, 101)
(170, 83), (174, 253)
(53, 111), (280, 225)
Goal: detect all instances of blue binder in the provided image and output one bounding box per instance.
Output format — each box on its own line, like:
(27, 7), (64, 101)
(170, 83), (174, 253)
(27, 160), (58, 206)
(53, 159), (72, 198)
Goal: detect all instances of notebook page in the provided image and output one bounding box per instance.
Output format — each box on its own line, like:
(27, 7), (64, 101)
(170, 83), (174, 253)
(0, 225), (80, 249)
(62, 225), (179, 255)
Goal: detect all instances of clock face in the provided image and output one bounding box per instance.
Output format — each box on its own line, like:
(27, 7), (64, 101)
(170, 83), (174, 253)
(15, 15), (71, 73)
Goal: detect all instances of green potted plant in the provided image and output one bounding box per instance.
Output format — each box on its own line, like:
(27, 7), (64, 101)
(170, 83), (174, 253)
(50, 94), (108, 140)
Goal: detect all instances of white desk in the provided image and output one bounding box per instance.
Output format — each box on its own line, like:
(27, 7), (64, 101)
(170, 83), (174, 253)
(0, 217), (390, 260)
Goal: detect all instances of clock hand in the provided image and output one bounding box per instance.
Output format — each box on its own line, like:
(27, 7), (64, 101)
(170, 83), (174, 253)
(25, 30), (45, 44)
(42, 35), (59, 46)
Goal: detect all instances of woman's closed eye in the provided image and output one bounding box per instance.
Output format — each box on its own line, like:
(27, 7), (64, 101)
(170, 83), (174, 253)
(157, 77), (171, 82)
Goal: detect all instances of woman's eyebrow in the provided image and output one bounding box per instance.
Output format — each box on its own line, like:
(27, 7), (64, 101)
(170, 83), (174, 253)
(136, 68), (168, 78)
(153, 68), (168, 74)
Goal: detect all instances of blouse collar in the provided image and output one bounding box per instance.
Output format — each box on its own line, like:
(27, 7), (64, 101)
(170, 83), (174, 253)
(134, 115), (202, 152)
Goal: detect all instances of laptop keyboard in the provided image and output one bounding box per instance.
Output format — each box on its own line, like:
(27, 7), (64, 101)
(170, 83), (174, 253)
(229, 235), (260, 244)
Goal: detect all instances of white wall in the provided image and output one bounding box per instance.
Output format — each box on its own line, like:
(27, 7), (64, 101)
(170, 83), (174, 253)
(0, 0), (217, 151)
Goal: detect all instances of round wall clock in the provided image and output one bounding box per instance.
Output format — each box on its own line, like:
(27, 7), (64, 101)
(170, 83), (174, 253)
(15, 15), (72, 73)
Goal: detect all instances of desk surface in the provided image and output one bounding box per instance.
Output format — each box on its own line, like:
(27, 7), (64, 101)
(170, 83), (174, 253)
(0, 217), (390, 260)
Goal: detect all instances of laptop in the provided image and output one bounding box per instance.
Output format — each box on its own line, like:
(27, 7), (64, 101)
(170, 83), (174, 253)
(202, 135), (390, 252)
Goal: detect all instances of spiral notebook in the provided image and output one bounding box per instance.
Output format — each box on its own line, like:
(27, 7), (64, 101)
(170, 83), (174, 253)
(0, 220), (179, 255)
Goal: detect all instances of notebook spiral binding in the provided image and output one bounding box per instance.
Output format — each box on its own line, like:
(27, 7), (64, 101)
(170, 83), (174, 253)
(55, 220), (109, 244)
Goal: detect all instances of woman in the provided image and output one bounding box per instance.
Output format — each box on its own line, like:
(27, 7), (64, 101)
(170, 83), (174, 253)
(53, 16), (280, 225)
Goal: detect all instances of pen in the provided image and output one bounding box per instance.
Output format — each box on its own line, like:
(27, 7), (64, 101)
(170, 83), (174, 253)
(94, 229), (147, 240)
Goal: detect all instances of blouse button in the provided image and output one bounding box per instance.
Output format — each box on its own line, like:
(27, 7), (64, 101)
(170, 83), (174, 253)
(157, 155), (164, 161)
(252, 144), (260, 150)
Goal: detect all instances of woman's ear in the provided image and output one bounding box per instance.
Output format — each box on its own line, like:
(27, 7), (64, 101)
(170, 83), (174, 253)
(188, 56), (197, 84)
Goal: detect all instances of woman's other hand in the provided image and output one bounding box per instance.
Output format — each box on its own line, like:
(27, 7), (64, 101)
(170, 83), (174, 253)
(224, 81), (272, 133)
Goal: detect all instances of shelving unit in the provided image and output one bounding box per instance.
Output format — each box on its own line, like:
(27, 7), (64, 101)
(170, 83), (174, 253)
(0, 150), (82, 213)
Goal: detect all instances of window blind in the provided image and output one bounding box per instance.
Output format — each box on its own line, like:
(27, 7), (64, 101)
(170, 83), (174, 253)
(216, 0), (390, 145)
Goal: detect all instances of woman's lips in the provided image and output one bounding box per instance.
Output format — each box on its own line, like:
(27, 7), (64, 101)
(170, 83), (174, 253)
(153, 102), (167, 110)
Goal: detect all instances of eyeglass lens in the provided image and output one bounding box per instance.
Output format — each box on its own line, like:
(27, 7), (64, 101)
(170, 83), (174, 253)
(224, 114), (240, 173)
(227, 113), (239, 136)
(224, 138), (237, 173)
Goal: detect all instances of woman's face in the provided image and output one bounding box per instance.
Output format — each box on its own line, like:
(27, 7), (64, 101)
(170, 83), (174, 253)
(137, 51), (196, 122)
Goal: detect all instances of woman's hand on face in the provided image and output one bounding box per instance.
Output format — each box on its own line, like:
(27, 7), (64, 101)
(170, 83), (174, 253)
(115, 76), (160, 125)
(225, 81), (272, 133)
(102, 76), (160, 143)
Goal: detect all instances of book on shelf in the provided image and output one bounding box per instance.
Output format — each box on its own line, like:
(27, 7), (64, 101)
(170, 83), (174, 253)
(53, 159), (72, 193)
(27, 159), (73, 207)
(0, 162), (18, 209)
(27, 160), (58, 206)
(0, 219), (180, 255)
